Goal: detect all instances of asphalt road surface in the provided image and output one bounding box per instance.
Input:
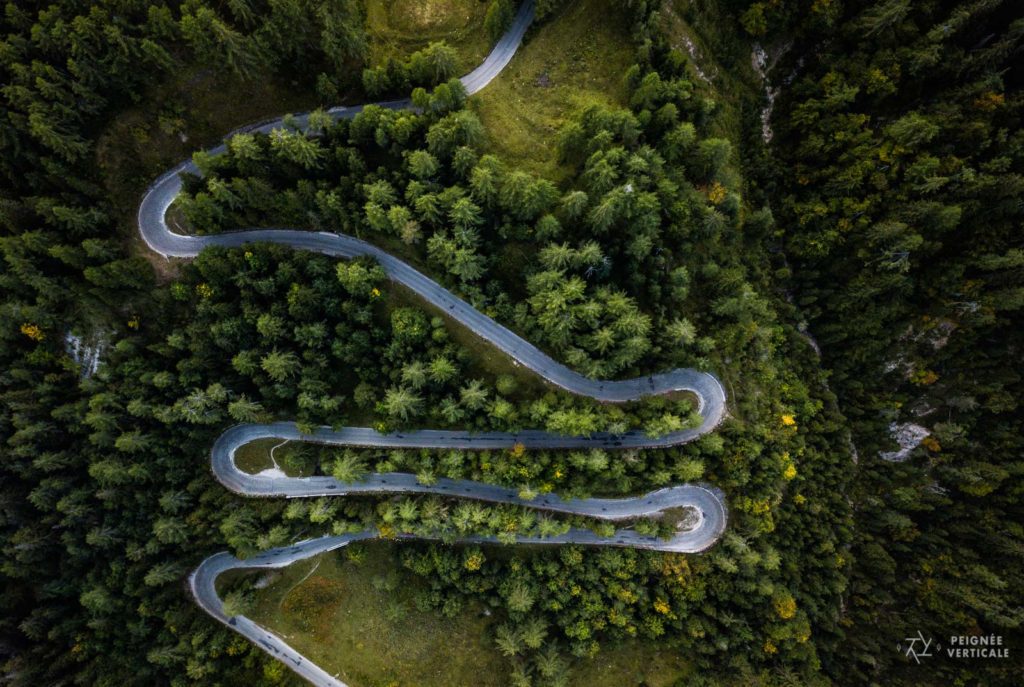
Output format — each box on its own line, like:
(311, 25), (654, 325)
(137, 2), (732, 685)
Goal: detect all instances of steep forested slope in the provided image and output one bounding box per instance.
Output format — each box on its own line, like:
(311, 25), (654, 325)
(735, 0), (1024, 683)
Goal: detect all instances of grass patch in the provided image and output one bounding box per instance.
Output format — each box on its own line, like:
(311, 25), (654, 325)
(569, 641), (691, 686)
(248, 544), (506, 687)
(657, 505), (701, 532)
(233, 439), (277, 474)
(248, 543), (692, 686)
(470, 0), (637, 181)
(233, 439), (312, 477)
(365, 0), (493, 72)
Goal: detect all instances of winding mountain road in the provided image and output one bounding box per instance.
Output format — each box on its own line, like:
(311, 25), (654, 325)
(135, 2), (731, 685)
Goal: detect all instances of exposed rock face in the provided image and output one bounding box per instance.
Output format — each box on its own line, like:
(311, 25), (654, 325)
(751, 42), (797, 144)
(681, 35), (713, 83)
(797, 323), (822, 357)
(64, 331), (105, 378)
(252, 571), (281, 590)
(751, 45), (778, 142)
(879, 422), (931, 462)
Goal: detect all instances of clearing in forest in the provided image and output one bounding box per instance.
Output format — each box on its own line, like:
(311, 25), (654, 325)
(248, 546), (693, 687)
(470, 0), (635, 181)
(365, 0), (494, 72)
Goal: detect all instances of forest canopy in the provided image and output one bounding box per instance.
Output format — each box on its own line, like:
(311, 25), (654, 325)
(1, 0), (1021, 686)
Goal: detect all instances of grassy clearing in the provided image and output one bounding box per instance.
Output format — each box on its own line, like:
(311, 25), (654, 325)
(470, 0), (636, 181)
(233, 439), (312, 477)
(365, 0), (493, 72)
(233, 439), (277, 474)
(569, 642), (690, 686)
(658, 505), (701, 532)
(248, 543), (692, 686)
(248, 544), (506, 687)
